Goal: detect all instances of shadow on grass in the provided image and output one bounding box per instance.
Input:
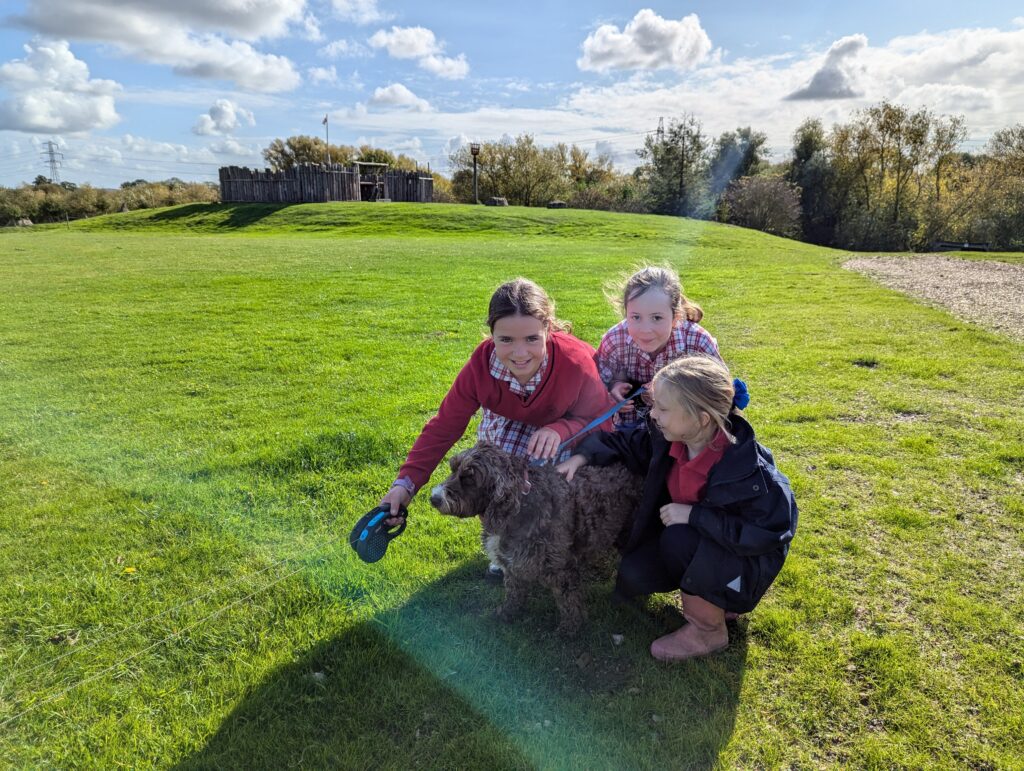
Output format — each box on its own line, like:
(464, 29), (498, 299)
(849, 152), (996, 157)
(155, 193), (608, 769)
(148, 203), (294, 229)
(177, 562), (748, 769)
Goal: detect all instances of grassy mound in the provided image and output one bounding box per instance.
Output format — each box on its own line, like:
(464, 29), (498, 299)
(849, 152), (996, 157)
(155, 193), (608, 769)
(59, 201), (692, 240)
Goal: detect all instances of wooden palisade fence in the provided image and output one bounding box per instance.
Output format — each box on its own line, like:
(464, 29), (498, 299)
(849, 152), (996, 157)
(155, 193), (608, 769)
(219, 163), (433, 204)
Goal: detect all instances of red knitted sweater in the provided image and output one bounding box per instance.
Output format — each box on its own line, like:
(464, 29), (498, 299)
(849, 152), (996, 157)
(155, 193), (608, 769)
(398, 332), (615, 490)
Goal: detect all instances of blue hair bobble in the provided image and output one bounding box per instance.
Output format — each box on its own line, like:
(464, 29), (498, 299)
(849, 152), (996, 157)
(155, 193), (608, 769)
(732, 378), (750, 410)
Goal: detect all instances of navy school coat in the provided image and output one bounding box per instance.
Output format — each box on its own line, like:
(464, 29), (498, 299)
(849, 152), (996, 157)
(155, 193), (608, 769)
(577, 413), (797, 613)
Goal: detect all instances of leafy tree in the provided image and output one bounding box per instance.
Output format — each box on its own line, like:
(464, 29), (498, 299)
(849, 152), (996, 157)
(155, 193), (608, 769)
(448, 134), (575, 206)
(786, 119), (842, 245)
(979, 125), (1024, 248)
(261, 135), (356, 170)
(356, 146), (421, 172)
(636, 115), (710, 217)
(356, 146), (396, 167)
(431, 173), (455, 203)
(566, 145), (614, 190)
(708, 127), (767, 199)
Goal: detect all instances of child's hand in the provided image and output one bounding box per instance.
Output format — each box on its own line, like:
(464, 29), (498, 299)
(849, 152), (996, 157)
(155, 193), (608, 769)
(610, 381), (632, 400)
(528, 427), (562, 461)
(380, 486), (412, 526)
(640, 382), (653, 405)
(556, 454), (587, 481)
(660, 503), (692, 526)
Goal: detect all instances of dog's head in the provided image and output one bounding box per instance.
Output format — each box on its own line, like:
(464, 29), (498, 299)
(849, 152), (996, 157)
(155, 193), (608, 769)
(429, 442), (524, 520)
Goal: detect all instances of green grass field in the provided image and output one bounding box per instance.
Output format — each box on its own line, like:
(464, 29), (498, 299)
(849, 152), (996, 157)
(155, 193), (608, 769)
(2, 203), (1022, 769)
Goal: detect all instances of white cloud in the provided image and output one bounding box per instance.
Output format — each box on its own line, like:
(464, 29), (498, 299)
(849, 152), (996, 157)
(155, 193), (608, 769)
(0, 38), (121, 133)
(895, 83), (996, 114)
(390, 135), (426, 161)
(168, 38), (300, 92)
(301, 13), (323, 41)
(192, 98), (255, 135)
(78, 143), (124, 165)
(18, 0), (308, 42)
(333, 0), (392, 25)
(307, 66), (338, 85)
(368, 83), (431, 111)
(122, 133), (195, 161)
(787, 34), (867, 100)
(208, 137), (259, 156)
(346, 70), (365, 91)
(15, 0), (303, 92)
(577, 10), (712, 73)
(369, 26), (440, 58)
(320, 38), (371, 58)
(419, 54), (469, 80)
(443, 133), (470, 158)
(369, 25), (469, 79)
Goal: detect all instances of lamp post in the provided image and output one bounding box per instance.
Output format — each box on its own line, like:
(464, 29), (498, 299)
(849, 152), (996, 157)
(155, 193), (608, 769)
(470, 143), (480, 204)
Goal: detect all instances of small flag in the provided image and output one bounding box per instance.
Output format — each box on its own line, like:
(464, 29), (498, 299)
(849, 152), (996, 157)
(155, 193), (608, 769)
(322, 114), (328, 125)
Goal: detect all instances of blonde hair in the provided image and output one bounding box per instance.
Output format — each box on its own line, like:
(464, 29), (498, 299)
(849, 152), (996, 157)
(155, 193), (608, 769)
(487, 278), (571, 334)
(608, 265), (703, 323)
(653, 355), (738, 444)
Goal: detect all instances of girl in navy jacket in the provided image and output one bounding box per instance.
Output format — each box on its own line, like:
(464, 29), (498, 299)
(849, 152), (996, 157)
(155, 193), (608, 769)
(558, 356), (797, 661)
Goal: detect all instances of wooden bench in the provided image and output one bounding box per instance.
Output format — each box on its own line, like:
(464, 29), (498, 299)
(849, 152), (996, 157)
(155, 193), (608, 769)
(933, 241), (991, 252)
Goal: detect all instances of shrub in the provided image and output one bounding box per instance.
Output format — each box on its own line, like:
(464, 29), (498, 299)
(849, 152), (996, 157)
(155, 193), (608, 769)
(722, 176), (802, 237)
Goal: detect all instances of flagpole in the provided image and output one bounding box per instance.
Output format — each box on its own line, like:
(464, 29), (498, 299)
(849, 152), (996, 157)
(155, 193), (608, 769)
(323, 114), (330, 165)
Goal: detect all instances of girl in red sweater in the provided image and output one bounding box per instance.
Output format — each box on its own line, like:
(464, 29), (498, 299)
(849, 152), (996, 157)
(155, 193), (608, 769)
(380, 279), (615, 542)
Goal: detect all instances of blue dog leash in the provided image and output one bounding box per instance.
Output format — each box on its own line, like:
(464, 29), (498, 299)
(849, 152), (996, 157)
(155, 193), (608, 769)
(529, 386), (646, 467)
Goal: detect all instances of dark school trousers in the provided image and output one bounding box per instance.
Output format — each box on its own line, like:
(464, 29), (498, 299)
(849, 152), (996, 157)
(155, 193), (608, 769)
(615, 523), (701, 597)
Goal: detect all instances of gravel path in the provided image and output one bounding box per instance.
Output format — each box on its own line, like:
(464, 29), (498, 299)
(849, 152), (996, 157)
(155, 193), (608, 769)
(844, 255), (1024, 340)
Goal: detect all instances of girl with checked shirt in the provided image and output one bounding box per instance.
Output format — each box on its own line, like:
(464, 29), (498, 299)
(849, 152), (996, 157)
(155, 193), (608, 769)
(596, 266), (722, 427)
(379, 279), (616, 563)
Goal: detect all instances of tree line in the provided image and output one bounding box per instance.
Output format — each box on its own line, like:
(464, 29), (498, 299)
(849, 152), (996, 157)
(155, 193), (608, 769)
(445, 104), (1024, 251)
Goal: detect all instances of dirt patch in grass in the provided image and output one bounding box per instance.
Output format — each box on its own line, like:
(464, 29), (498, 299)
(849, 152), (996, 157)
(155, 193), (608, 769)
(843, 255), (1024, 340)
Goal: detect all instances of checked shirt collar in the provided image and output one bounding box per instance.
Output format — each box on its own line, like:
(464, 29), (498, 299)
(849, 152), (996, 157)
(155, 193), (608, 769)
(488, 350), (548, 397)
(626, 325), (688, 370)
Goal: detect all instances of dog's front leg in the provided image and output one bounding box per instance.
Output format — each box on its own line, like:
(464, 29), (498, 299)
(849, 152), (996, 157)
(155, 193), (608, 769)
(546, 571), (585, 638)
(495, 571), (528, 622)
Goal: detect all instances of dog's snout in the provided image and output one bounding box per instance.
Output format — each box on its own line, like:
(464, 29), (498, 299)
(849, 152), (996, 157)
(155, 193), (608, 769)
(429, 484), (446, 509)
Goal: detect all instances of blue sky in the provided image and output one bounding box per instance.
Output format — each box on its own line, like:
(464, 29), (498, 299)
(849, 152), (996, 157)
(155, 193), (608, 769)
(1, 1), (1023, 188)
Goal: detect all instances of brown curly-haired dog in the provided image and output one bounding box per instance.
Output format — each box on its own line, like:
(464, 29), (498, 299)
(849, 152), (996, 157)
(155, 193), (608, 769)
(429, 441), (642, 637)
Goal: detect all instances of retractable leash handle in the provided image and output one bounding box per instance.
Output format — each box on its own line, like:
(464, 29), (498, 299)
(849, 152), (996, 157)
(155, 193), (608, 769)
(529, 386), (646, 467)
(349, 502), (408, 563)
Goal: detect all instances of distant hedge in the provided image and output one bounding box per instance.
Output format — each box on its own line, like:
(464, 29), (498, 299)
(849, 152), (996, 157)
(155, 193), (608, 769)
(0, 179), (220, 225)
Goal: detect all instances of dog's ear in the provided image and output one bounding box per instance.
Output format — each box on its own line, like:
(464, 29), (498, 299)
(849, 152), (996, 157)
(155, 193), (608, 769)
(449, 449), (468, 471)
(482, 453), (524, 522)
